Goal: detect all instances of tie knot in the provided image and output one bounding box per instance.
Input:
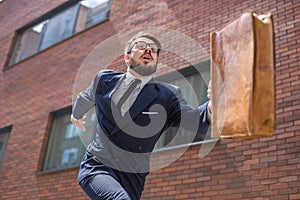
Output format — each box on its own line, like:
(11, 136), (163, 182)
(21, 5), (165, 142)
(116, 78), (141, 109)
(132, 78), (142, 84)
(129, 78), (141, 89)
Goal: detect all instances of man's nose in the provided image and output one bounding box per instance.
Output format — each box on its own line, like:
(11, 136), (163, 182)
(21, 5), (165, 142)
(144, 47), (152, 53)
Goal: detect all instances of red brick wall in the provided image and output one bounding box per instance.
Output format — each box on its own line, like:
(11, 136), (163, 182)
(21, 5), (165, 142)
(0, 0), (299, 199)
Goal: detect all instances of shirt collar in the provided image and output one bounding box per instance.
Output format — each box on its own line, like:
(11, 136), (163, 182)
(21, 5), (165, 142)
(125, 71), (152, 88)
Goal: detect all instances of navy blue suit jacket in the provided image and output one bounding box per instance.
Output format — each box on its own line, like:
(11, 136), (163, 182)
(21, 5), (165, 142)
(73, 70), (210, 199)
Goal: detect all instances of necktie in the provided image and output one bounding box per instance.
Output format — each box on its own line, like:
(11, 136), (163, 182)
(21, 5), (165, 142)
(117, 78), (141, 109)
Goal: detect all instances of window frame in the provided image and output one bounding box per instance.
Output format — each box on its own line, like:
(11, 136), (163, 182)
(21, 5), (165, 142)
(153, 61), (216, 151)
(42, 107), (86, 172)
(0, 125), (12, 168)
(5, 0), (112, 68)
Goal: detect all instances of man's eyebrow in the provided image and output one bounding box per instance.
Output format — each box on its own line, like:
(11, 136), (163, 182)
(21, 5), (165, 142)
(135, 40), (156, 45)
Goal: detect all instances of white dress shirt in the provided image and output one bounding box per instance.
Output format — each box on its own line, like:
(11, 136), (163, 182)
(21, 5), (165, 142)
(112, 71), (152, 116)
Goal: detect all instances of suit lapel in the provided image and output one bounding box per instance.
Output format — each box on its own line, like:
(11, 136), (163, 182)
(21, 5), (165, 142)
(101, 73), (125, 99)
(111, 82), (160, 135)
(97, 73), (124, 123)
(128, 83), (159, 119)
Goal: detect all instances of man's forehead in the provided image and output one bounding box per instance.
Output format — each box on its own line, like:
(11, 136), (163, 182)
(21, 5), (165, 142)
(134, 37), (156, 44)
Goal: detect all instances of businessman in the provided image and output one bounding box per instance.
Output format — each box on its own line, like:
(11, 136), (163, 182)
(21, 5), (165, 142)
(71, 32), (212, 200)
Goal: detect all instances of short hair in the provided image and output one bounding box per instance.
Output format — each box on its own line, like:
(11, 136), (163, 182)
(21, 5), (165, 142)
(124, 32), (162, 55)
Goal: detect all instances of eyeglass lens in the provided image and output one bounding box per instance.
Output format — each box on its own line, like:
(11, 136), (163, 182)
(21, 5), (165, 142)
(136, 41), (158, 52)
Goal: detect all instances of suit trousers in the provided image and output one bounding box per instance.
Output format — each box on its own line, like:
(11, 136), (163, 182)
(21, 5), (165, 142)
(79, 173), (131, 200)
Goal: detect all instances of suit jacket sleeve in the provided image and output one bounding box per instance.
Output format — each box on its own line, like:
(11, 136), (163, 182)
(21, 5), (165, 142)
(167, 85), (210, 135)
(72, 71), (102, 119)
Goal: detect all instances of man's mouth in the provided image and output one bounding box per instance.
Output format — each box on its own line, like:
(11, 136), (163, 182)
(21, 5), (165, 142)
(140, 54), (153, 61)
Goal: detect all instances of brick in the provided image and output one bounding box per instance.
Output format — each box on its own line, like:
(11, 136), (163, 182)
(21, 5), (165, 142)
(289, 180), (300, 188)
(252, 184), (269, 192)
(279, 187), (298, 195)
(261, 189), (278, 197)
(175, 193), (189, 199)
(288, 157), (300, 165)
(290, 193), (300, 200)
(203, 190), (218, 197)
(260, 156), (277, 163)
(252, 152), (268, 159)
(279, 176), (298, 182)
(259, 145), (277, 153)
(242, 191), (261, 198)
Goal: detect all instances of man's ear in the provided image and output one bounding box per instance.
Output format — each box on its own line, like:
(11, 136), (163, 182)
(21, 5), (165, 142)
(124, 54), (130, 64)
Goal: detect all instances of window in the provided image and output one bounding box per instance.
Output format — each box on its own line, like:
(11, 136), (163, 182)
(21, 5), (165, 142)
(8, 0), (111, 66)
(154, 62), (210, 150)
(0, 126), (11, 168)
(43, 107), (96, 171)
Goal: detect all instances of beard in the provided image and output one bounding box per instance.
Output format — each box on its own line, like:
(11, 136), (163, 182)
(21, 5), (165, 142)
(129, 57), (157, 76)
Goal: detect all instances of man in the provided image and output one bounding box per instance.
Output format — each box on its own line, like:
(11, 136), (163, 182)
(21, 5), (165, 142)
(71, 32), (212, 200)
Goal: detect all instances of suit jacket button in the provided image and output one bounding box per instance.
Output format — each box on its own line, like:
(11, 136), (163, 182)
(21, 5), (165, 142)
(137, 145), (143, 151)
(135, 166), (140, 173)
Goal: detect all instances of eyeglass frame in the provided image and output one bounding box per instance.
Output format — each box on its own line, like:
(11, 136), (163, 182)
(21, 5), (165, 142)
(132, 41), (160, 53)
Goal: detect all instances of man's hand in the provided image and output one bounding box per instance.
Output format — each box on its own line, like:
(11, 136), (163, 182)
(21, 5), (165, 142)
(71, 114), (87, 132)
(207, 80), (213, 116)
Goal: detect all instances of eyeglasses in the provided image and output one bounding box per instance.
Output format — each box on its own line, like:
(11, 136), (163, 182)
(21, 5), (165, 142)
(133, 41), (159, 53)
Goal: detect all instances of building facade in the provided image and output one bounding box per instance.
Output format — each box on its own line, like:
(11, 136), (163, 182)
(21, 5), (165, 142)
(0, 0), (299, 199)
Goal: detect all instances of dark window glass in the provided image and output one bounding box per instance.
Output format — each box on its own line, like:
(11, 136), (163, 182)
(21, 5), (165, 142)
(154, 63), (210, 150)
(39, 4), (78, 51)
(0, 126), (11, 168)
(43, 108), (96, 171)
(8, 0), (111, 66)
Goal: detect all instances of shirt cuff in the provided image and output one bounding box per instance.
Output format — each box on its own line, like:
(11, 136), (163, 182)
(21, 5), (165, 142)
(206, 101), (212, 123)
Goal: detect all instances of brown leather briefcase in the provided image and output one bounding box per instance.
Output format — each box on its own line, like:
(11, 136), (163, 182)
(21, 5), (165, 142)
(210, 11), (275, 139)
